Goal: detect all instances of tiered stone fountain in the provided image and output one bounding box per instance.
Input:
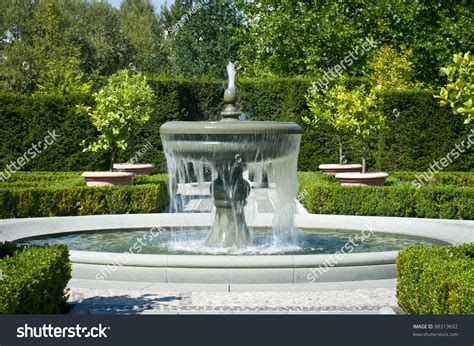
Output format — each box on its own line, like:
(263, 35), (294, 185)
(160, 63), (301, 248)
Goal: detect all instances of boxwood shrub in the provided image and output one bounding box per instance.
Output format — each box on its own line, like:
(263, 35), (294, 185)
(397, 244), (474, 314)
(298, 172), (473, 220)
(0, 244), (71, 314)
(0, 173), (169, 218)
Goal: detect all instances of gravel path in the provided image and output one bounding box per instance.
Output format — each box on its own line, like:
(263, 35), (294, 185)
(68, 287), (396, 314)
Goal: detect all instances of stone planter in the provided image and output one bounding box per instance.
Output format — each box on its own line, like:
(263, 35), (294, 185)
(113, 163), (154, 175)
(335, 172), (389, 186)
(81, 172), (133, 186)
(319, 164), (362, 175)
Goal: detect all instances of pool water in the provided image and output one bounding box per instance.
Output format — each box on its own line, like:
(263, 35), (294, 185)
(20, 228), (435, 255)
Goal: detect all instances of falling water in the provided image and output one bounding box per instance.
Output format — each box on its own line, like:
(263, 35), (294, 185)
(161, 129), (301, 253)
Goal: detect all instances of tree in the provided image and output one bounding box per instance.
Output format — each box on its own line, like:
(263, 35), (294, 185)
(303, 79), (353, 164)
(0, 0), (131, 93)
(81, 70), (154, 170)
(343, 86), (385, 173)
(34, 0), (92, 95)
(61, 0), (131, 76)
(434, 52), (473, 124)
(368, 45), (420, 92)
(119, 0), (167, 74)
(237, 0), (474, 85)
(160, 0), (241, 79)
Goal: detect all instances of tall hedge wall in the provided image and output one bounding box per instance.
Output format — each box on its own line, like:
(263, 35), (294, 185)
(0, 78), (472, 173)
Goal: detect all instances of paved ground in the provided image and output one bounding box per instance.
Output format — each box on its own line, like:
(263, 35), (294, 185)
(68, 279), (397, 315)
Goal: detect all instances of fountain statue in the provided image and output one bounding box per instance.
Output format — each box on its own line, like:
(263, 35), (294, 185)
(160, 62), (301, 248)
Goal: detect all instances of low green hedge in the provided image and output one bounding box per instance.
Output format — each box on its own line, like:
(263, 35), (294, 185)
(0, 173), (169, 218)
(298, 172), (474, 220)
(397, 244), (474, 314)
(0, 243), (71, 314)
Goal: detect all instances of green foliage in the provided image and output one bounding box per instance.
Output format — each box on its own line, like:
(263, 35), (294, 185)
(33, 0), (92, 95)
(0, 93), (108, 172)
(0, 173), (169, 218)
(119, 0), (167, 74)
(298, 172), (474, 220)
(237, 1), (474, 85)
(305, 76), (385, 172)
(397, 244), (474, 314)
(435, 52), (473, 124)
(160, 0), (241, 79)
(368, 45), (420, 92)
(82, 70), (154, 169)
(0, 244), (71, 314)
(304, 81), (355, 164)
(0, 79), (471, 172)
(0, 242), (22, 259)
(0, 0), (130, 93)
(376, 90), (473, 172)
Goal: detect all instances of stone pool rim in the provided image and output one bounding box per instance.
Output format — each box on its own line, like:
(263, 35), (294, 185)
(0, 214), (471, 284)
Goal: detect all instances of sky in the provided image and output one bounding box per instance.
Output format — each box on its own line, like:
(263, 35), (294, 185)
(108, 0), (169, 12)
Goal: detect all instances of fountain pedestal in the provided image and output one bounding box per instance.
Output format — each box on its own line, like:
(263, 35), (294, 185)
(205, 155), (251, 247)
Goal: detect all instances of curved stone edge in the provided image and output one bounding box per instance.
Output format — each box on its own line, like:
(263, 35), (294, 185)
(159, 121), (302, 135)
(319, 164), (363, 175)
(0, 214), (471, 283)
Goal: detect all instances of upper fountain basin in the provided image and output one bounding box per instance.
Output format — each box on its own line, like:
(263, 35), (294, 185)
(160, 121), (301, 163)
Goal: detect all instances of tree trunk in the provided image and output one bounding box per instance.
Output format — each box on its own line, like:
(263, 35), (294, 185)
(337, 132), (344, 165)
(110, 144), (118, 171)
(361, 139), (367, 174)
(129, 136), (135, 161)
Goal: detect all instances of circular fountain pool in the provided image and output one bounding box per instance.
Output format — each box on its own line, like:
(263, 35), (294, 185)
(20, 228), (434, 255)
(1, 214), (471, 284)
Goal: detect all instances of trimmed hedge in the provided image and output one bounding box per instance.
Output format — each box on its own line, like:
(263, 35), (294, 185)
(0, 244), (71, 314)
(0, 79), (472, 173)
(298, 172), (473, 220)
(0, 173), (169, 218)
(1, 171), (472, 219)
(397, 244), (474, 314)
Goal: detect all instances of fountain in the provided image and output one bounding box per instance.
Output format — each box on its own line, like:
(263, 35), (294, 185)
(160, 62), (301, 248)
(3, 64), (468, 285)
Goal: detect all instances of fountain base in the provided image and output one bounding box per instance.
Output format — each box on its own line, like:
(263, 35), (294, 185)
(205, 206), (250, 247)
